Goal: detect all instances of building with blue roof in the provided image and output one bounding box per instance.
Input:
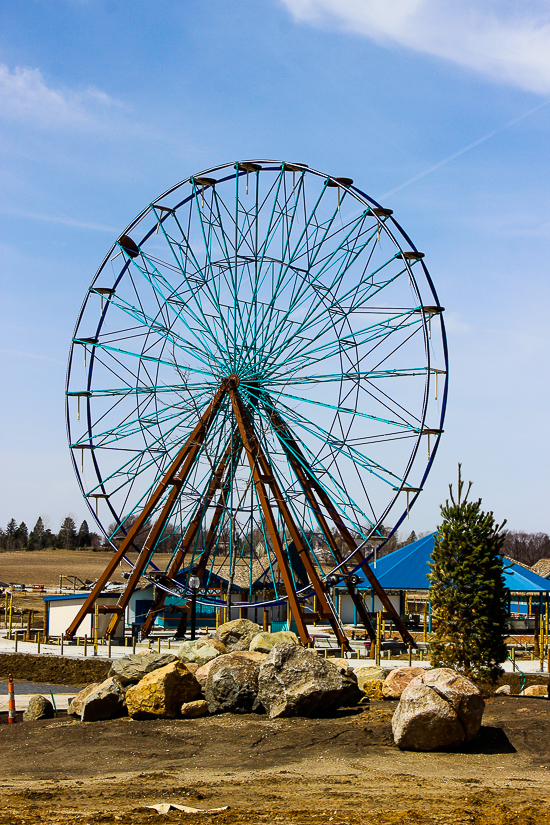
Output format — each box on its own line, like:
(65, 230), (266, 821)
(334, 532), (550, 624)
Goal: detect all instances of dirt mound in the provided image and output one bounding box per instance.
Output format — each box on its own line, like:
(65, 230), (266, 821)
(0, 653), (110, 685)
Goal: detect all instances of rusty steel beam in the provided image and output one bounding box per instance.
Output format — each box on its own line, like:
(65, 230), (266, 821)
(269, 407), (414, 646)
(269, 412), (376, 641)
(140, 433), (241, 636)
(65, 382), (229, 640)
(229, 384), (351, 648)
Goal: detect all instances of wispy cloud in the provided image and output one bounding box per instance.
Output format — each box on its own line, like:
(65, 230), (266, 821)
(0, 63), (122, 129)
(281, 1), (550, 94)
(0, 206), (116, 233)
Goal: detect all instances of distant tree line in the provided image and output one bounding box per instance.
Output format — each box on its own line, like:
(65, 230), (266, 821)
(0, 516), (102, 551)
(500, 531), (550, 567)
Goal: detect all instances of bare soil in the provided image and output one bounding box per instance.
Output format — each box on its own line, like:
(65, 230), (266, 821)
(0, 697), (548, 825)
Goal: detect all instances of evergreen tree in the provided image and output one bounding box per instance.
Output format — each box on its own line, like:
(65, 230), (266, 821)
(77, 520), (91, 549)
(428, 465), (508, 682)
(28, 517), (46, 551)
(5, 519), (18, 551)
(402, 530), (417, 546)
(58, 516), (77, 550)
(15, 522), (28, 550)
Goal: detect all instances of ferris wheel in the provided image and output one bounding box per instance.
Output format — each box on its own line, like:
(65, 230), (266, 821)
(64, 160), (448, 647)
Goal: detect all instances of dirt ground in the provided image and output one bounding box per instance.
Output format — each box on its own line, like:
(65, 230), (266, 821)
(0, 696), (548, 825)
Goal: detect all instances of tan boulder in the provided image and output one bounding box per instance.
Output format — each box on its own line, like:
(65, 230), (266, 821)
(382, 667), (426, 699)
(521, 684), (549, 698)
(495, 684), (511, 695)
(214, 618), (262, 652)
(126, 661), (201, 719)
(249, 630), (299, 654)
(418, 669), (485, 740)
(392, 682), (465, 751)
(392, 667), (485, 751)
(181, 699), (209, 718)
(195, 651), (266, 687)
(67, 683), (100, 716)
(355, 666), (386, 699)
(202, 637), (226, 655)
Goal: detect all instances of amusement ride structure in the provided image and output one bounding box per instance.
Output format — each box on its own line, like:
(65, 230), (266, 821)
(64, 160), (448, 649)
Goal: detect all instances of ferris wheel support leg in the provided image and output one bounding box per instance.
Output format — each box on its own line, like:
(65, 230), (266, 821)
(269, 407), (411, 646)
(228, 387), (313, 646)
(270, 413), (375, 643)
(65, 384), (228, 641)
(103, 385), (230, 639)
(140, 435), (241, 637)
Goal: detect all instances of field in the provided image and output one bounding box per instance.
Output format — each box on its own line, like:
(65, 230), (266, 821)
(0, 549), (124, 588)
(0, 696), (549, 824)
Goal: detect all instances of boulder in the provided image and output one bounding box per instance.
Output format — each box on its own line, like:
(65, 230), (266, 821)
(109, 652), (178, 686)
(327, 658), (363, 708)
(521, 684), (549, 698)
(354, 666), (386, 700)
(178, 640), (221, 667)
(392, 667), (485, 751)
(214, 618), (262, 652)
(203, 636), (227, 654)
(67, 683), (100, 716)
(81, 677), (126, 722)
(257, 642), (345, 719)
(205, 653), (263, 714)
(195, 651), (267, 687)
(249, 630), (299, 654)
(392, 682), (465, 751)
(495, 684), (511, 695)
(185, 662), (199, 675)
(126, 661), (201, 719)
(382, 667), (426, 699)
(23, 695), (54, 722)
(419, 669), (485, 741)
(181, 699), (209, 718)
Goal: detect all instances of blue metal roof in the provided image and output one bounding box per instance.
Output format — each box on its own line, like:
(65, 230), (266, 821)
(337, 533), (550, 593)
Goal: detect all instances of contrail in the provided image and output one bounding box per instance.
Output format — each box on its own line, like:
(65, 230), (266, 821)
(381, 98), (550, 200)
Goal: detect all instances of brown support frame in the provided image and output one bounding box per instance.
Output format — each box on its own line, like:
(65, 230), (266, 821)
(140, 433), (241, 636)
(229, 385), (350, 649)
(65, 382), (229, 640)
(269, 408), (414, 646)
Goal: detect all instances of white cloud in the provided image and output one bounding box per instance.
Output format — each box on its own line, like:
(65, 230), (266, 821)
(281, 0), (550, 94)
(0, 63), (121, 128)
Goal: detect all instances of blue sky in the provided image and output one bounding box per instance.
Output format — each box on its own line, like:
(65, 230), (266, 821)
(1, 0), (549, 538)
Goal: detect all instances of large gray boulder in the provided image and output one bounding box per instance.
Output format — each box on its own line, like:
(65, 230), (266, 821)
(205, 652), (263, 714)
(392, 667), (485, 751)
(214, 618), (262, 652)
(195, 651), (267, 688)
(327, 658), (364, 708)
(257, 643), (345, 719)
(108, 652), (178, 686)
(178, 640), (222, 667)
(81, 677), (126, 722)
(23, 695), (54, 722)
